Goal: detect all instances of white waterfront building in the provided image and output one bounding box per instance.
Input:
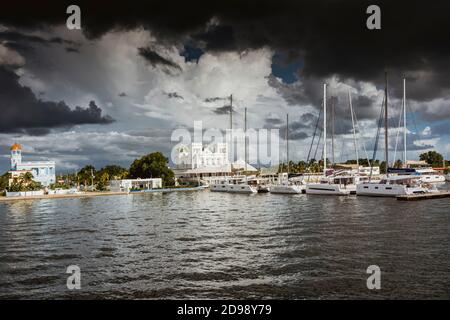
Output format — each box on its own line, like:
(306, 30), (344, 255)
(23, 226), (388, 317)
(176, 142), (229, 169)
(109, 178), (162, 192)
(173, 142), (256, 184)
(9, 143), (56, 187)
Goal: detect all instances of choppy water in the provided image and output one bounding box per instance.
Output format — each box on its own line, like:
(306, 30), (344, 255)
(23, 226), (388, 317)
(1, 185), (449, 299)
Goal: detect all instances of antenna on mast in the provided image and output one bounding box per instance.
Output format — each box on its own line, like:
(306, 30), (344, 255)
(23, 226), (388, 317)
(286, 113), (289, 174)
(403, 77), (407, 168)
(244, 107), (247, 172)
(384, 72), (389, 173)
(349, 91), (359, 168)
(323, 83), (327, 175)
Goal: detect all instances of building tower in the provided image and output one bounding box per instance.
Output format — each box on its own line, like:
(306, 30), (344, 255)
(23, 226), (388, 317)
(10, 143), (22, 170)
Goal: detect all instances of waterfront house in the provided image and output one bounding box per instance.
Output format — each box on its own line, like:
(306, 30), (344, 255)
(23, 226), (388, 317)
(109, 178), (162, 192)
(8, 143), (56, 187)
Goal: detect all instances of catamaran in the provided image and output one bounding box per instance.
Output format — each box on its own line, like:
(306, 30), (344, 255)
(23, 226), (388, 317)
(388, 167), (445, 183)
(270, 115), (306, 194)
(356, 75), (432, 197)
(305, 84), (367, 195)
(210, 176), (258, 193)
(270, 173), (305, 194)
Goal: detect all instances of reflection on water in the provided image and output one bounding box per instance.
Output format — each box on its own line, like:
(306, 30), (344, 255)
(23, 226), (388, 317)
(0, 185), (449, 299)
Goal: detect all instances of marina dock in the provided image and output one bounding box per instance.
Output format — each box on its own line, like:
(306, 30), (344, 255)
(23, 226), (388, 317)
(396, 191), (450, 201)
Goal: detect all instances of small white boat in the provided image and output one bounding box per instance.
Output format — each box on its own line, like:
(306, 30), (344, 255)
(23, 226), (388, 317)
(446, 174), (450, 182)
(356, 175), (430, 197)
(210, 177), (257, 194)
(415, 168), (446, 183)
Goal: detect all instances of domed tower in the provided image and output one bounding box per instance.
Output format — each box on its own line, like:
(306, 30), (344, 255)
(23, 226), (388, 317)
(10, 143), (22, 170)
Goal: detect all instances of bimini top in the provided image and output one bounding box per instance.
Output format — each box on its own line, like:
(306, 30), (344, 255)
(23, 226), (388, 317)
(10, 143), (22, 151)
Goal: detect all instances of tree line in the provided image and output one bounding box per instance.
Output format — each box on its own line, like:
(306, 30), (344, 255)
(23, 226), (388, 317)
(1, 152), (175, 192)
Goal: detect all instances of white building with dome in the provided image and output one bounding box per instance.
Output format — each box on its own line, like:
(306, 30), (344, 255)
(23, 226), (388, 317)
(9, 143), (56, 187)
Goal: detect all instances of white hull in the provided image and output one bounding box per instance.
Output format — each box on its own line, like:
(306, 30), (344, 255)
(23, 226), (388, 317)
(306, 183), (356, 195)
(419, 175), (446, 183)
(270, 185), (304, 194)
(356, 183), (427, 197)
(210, 183), (257, 193)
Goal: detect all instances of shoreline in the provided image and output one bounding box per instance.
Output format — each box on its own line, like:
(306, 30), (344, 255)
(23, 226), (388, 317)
(0, 186), (206, 202)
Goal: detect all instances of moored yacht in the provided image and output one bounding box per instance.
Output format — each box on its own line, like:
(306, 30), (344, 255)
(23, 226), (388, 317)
(210, 176), (257, 193)
(388, 167), (445, 183)
(305, 173), (369, 195)
(270, 182), (304, 194)
(415, 168), (446, 183)
(356, 175), (431, 197)
(270, 173), (304, 194)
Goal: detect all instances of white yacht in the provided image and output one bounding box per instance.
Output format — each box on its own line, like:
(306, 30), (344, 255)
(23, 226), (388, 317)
(210, 177), (257, 194)
(415, 168), (446, 183)
(270, 182), (304, 194)
(356, 175), (431, 197)
(305, 173), (370, 195)
(270, 173), (305, 194)
(446, 173), (450, 182)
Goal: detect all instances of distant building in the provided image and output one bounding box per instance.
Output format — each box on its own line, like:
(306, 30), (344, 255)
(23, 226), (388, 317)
(110, 178), (162, 192)
(9, 143), (56, 187)
(176, 142), (229, 169)
(173, 142), (256, 184)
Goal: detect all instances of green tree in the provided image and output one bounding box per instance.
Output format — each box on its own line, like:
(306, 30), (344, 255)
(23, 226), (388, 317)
(0, 172), (9, 191)
(393, 159), (403, 168)
(419, 151), (444, 167)
(77, 165), (96, 187)
(97, 165), (128, 180)
(380, 161), (387, 174)
(129, 152), (175, 187)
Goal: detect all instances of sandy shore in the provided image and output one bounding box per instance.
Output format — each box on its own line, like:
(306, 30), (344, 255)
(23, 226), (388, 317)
(0, 191), (128, 202)
(0, 186), (206, 202)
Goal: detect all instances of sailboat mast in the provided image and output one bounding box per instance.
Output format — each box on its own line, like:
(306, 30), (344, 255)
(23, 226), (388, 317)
(286, 113), (289, 174)
(230, 94), (233, 131)
(244, 107), (247, 172)
(349, 91), (359, 168)
(331, 96), (335, 166)
(403, 77), (407, 168)
(323, 83), (327, 174)
(384, 72), (389, 171)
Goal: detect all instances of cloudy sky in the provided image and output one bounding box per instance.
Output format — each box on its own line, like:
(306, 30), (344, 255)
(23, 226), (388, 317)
(1, 0), (449, 173)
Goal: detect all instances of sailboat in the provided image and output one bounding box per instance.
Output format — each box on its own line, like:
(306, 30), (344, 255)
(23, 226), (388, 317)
(305, 84), (363, 195)
(270, 114), (305, 194)
(356, 75), (431, 197)
(388, 86), (446, 184)
(210, 95), (258, 194)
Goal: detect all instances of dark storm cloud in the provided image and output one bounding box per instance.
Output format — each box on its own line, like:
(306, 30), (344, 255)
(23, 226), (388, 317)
(204, 97), (223, 103)
(0, 31), (77, 46)
(213, 105), (233, 115)
(65, 47), (80, 53)
(2, 1), (449, 92)
(2, 1), (450, 104)
(264, 117), (283, 126)
(164, 92), (184, 100)
(0, 67), (114, 135)
(138, 47), (181, 71)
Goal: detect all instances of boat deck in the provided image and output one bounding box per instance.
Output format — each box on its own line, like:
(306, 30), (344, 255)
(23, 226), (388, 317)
(396, 191), (450, 201)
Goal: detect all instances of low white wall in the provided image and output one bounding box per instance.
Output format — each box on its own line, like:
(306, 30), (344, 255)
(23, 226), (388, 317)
(47, 188), (78, 195)
(6, 190), (45, 197)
